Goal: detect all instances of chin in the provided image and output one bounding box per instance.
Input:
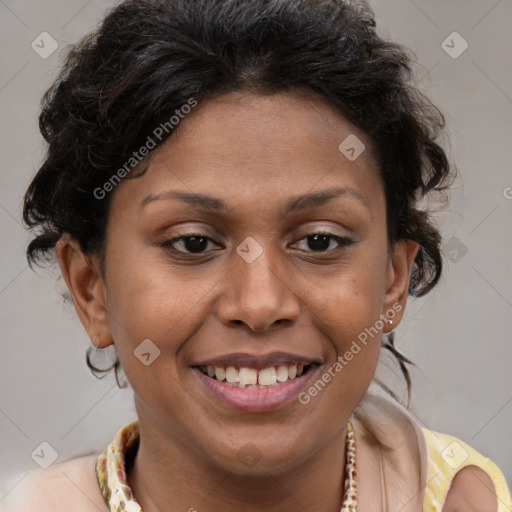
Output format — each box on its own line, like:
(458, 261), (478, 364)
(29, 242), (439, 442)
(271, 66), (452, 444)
(202, 433), (316, 476)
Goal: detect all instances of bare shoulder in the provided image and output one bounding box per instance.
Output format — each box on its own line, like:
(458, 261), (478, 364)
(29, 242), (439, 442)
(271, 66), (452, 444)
(442, 465), (498, 512)
(1, 454), (107, 512)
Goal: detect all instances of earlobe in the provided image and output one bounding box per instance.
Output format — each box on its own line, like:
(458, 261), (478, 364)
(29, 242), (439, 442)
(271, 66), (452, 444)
(56, 235), (113, 348)
(382, 240), (419, 332)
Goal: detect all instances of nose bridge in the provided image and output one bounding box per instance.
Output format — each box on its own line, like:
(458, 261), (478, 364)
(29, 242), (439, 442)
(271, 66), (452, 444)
(217, 236), (300, 332)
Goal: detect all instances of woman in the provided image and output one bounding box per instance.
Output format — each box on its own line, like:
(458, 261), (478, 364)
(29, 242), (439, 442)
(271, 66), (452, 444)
(7, 0), (510, 510)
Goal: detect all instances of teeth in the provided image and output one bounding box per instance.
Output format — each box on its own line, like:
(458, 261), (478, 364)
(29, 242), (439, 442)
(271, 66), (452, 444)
(258, 367), (277, 386)
(239, 367), (258, 386)
(276, 365), (289, 382)
(215, 367), (226, 382)
(203, 363), (308, 387)
(225, 366), (239, 384)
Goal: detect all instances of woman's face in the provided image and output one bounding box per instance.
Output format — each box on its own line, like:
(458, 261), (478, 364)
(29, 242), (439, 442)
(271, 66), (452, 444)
(62, 91), (417, 474)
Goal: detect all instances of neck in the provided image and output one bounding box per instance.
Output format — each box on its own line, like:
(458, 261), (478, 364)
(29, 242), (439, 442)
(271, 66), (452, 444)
(127, 410), (347, 512)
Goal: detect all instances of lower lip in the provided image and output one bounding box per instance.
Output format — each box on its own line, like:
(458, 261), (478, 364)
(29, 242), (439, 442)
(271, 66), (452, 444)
(193, 367), (318, 412)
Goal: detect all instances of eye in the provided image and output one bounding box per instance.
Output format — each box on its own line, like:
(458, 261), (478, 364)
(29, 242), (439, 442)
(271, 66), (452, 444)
(292, 232), (355, 253)
(159, 234), (221, 254)
(159, 231), (355, 256)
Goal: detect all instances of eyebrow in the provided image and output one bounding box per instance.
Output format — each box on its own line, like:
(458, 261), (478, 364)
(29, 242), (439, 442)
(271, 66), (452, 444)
(140, 190), (229, 211)
(140, 186), (369, 214)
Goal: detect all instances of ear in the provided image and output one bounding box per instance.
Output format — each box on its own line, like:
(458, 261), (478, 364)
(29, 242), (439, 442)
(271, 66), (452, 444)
(382, 240), (419, 333)
(56, 235), (113, 348)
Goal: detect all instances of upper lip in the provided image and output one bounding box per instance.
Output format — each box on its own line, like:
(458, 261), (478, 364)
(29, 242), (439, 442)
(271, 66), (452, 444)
(192, 351), (323, 370)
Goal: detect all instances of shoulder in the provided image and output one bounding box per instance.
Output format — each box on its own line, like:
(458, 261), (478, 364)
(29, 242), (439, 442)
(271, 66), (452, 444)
(422, 428), (511, 512)
(442, 465), (497, 512)
(0, 454), (107, 512)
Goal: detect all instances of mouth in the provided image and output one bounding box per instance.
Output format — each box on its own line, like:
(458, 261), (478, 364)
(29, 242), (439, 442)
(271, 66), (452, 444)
(196, 362), (314, 389)
(191, 353), (321, 412)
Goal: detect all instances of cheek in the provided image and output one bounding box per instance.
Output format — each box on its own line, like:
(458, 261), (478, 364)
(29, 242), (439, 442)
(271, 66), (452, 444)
(104, 245), (234, 399)
(106, 260), (209, 344)
(301, 273), (384, 421)
(103, 260), (206, 406)
(305, 256), (388, 338)
(299, 249), (388, 397)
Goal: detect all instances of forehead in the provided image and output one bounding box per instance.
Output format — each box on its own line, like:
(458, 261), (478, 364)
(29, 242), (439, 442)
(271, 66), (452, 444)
(111, 91), (383, 215)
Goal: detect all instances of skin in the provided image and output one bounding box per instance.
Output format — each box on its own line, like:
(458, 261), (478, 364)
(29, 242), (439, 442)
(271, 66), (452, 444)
(443, 465), (498, 512)
(56, 90), (496, 511)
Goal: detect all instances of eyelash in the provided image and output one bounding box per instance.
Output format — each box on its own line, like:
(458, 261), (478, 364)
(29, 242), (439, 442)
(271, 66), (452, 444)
(159, 231), (355, 256)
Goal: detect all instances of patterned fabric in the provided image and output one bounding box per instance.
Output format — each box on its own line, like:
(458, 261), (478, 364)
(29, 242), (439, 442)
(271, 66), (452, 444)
(96, 421), (141, 512)
(96, 420), (358, 512)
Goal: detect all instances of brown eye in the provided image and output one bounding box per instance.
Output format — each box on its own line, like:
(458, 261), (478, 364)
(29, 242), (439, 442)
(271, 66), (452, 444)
(292, 232), (355, 253)
(160, 234), (219, 254)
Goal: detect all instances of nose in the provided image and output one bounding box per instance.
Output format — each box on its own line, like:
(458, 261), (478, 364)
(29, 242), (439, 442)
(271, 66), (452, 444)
(215, 245), (301, 333)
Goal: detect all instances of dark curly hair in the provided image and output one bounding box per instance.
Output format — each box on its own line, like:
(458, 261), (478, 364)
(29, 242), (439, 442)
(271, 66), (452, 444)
(23, 0), (453, 397)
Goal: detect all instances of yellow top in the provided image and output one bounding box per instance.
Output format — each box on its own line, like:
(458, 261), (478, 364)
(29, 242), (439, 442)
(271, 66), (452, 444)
(422, 428), (511, 511)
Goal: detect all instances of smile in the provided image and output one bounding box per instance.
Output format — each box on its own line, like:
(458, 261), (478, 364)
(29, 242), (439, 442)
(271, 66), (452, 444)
(198, 363), (310, 388)
(192, 356), (320, 412)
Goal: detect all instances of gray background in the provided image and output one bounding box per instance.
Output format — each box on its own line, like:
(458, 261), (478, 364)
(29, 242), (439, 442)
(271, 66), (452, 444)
(1, 0), (511, 500)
